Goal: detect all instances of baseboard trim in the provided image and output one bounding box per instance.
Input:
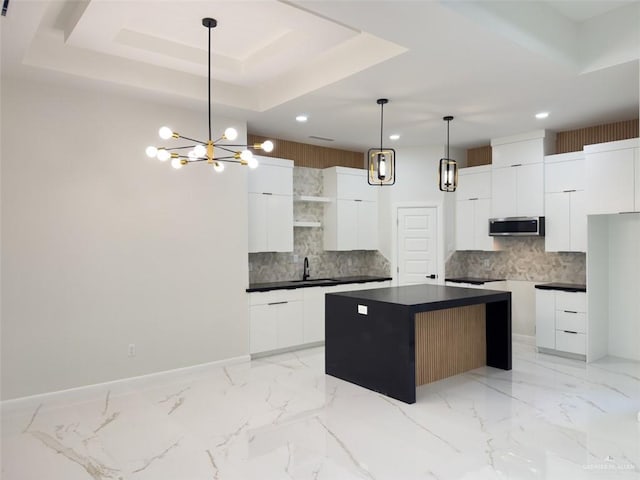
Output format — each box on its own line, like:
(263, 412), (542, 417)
(513, 334), (535, 346)
(1, 354), (251, 411)
(251, 341), (325, 360)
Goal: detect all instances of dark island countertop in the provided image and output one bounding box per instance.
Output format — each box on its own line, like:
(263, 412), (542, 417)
(534, 283), (586, 292)
(328, 283), (511, 314)
(246, 275), (392, 292)
(445, 277), (506, 285)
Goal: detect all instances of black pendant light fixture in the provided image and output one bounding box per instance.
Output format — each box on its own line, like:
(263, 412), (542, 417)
(145, 18), (274, 171)
(368, 98), (395, 186)
(438, 115), (458, 192)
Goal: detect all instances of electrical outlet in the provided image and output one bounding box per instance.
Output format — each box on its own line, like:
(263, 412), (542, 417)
(293, 254), (299, 263)
(483, 259), (490, 269)
(128, 344), (136, 357)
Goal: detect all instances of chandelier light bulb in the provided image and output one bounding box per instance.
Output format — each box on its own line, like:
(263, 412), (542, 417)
(261, 140), (274, 153)
(240, 149), (253, 162)
(145, 146), (158, 158)
(224, 127), (238, 141)
(157, 149), (171, 161)
(213, 161), (225, 173)
(171, 158), (183, 170)
(193, 144), (207, 157)
(248, 157), (259, 169)
(158, 126), (174, 140)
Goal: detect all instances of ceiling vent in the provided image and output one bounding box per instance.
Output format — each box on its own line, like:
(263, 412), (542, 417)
(308, 135), (335, 142)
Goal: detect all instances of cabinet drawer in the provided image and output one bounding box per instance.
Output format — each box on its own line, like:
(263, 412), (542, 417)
(555, 291), (586, 313)
(249, 289), (304, 306)
(556, 311), (586, 333)
(555, 330), (586, 355)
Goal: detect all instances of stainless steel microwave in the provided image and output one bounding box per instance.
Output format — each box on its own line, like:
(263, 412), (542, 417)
(488, 217), (545, 236)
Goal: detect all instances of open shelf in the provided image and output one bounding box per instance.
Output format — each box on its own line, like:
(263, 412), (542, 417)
(294, 195), (332, 203)
(293, 221), (321, 228)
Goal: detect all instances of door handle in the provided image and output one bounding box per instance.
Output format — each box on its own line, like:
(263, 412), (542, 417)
(426, 274), (437, 279)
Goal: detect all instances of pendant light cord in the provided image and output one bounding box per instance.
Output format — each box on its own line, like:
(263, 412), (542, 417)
(446, 119), (450, 159)
(208, 24), (212, 142)
(379, 101), (384, 151)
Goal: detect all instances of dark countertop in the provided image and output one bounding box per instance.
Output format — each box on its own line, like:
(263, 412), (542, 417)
(327, 284), (511, 314)
(246, 275), (392, 292)
(534, 283), (586, 292)
(445, 277), (506, 285)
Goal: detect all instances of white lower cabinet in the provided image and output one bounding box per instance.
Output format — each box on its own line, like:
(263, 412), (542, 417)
(249, 281), (391, 355)
(535, 288), (586, 357)
(249, 290), (303, 354)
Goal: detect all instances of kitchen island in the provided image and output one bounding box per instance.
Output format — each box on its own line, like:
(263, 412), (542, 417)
(325, 284), (511, 404)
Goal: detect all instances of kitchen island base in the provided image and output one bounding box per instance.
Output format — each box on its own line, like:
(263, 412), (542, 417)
(325, 284), (511, 404)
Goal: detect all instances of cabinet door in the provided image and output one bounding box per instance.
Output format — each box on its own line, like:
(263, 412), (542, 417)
(277, 301), (304, 348)
(266, 194), (293, 252)
(586, 148), (635, 214)
(456, 200), (475, 250)
(545, 159), (585, 193)
(474, 199), (494, 251)
(570, 191), (587, 252)
(517, 163), (544, 216)
(535, 290), (556, 349)
(303, 287), (325, 343)
(336, 199), (358, 250)
(357, 200), (378, 250)
(492, 138), (543, 168)
(248, 162), (293, 195)
(457, 169), (491, 200)
(248, 193), (267, 253)
(544, 192), (571, 252)
(491, 167), (517, 218)
(250, 304), (278, 354)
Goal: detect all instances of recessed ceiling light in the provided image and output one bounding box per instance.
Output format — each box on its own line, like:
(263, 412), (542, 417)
(389, 134), (400, 140)
(535, 112), (549, 119)
(296, 115), (308, 122)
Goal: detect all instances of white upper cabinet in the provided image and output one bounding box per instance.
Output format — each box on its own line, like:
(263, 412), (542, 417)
(456, 166), (494, 251)
(247, 156), (294, 253)
(635, 147), (640, 212)
(323, 167), (378, 251)
(491, 130), (556, 168)
(585, 139), (639, 215)
(544, 151), (585, 193)
(543, 152), (587, 252)
(490, 130), (554, 218)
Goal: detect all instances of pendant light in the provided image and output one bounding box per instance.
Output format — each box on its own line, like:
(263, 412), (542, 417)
(367, 98), (396, 186)
(145, 18), (274, 171)
(438, 116), (458, 192)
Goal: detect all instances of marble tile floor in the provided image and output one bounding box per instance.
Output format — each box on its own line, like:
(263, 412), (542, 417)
(2, 342), (639, 480)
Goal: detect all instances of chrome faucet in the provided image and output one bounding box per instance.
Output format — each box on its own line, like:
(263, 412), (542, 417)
(303, 257), (310, 281)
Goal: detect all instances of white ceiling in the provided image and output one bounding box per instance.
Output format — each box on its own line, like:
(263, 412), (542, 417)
(2, 0), (639, 151)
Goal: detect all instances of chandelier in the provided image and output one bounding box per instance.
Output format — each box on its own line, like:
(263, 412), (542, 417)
(145, 18), (274, 171)
(367, 98), (395, 185)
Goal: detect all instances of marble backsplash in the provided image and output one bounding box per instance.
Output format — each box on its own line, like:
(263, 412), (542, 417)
(249, 167), (390, 284)
(445, 237), (586, 284)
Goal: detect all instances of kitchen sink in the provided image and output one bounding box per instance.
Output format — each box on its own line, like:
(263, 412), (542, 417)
(290, 278), (337, 284)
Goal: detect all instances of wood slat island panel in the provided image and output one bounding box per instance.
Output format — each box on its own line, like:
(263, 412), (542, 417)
(415, 304), (486, 385)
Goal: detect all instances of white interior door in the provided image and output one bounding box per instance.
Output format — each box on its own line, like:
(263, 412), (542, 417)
(397, 207), (438, 285)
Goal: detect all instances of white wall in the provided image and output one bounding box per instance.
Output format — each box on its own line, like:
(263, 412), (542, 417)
(378, 146), (463, 271)
(607, 214), (640, 360)
(1, 78), (250, 399)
